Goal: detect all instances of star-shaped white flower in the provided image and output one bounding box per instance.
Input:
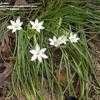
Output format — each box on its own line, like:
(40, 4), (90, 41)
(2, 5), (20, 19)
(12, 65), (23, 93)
(69, 32), (80, 43)
(49, 35), (67, 47)
(30, 19), (44, 33)
(30, 44), (48, 62)
(7, 17), (23, 33)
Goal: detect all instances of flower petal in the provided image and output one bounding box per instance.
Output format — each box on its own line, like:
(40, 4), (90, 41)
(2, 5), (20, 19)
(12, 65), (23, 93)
(12, 29), (17, 33)
(30, 49), (36, 54)
(41, 54), (48, 59)
(31, 55), (37, 61)
(38, 56), (42, 62)
(36, 28), (41, 33)
(49, 38), (53, 42)
(16, 17), (21, 23)
(39, 21), (44, 26)
(40, 48), (46, 53)
(7, 25), (13, 29)
(17, 26), (22, 30)
(35, 19), (39, 25)
(10, 20), (15, 25)
(53, 36), (57, 41)
(35, 44), (40, 51)
(30, 21), (34, 26)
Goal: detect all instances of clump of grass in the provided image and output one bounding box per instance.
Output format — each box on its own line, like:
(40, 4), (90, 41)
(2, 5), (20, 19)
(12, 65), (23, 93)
(11, 23), (99, 100)
(0, 0), (100, 99)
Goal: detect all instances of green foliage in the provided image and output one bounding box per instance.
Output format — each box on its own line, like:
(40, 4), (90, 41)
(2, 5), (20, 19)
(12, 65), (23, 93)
(0, 0), (100, 99)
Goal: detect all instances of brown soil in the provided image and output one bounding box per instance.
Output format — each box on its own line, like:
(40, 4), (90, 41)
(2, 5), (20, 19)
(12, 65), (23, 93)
(88, 33), (100, 100)
(0, 32), (15, 99)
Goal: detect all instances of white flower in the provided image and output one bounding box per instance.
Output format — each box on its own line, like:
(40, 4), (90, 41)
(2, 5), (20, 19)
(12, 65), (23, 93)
(30, 19), (44, 33)
(7, 17), (23, 33)
(49, 35), (67, 47)
(30, 44), (48, 62)
(69, 32), (80, 43)
(58, 35), (67, 44)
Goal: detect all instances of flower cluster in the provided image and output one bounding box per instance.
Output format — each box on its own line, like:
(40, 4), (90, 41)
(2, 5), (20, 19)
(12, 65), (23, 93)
(29, 44), (48, 62)
(7, 17), (80, 62)
(7, 17), (23, 33)
(49, 35), (67, 47)
(30, 19), (44, 33)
